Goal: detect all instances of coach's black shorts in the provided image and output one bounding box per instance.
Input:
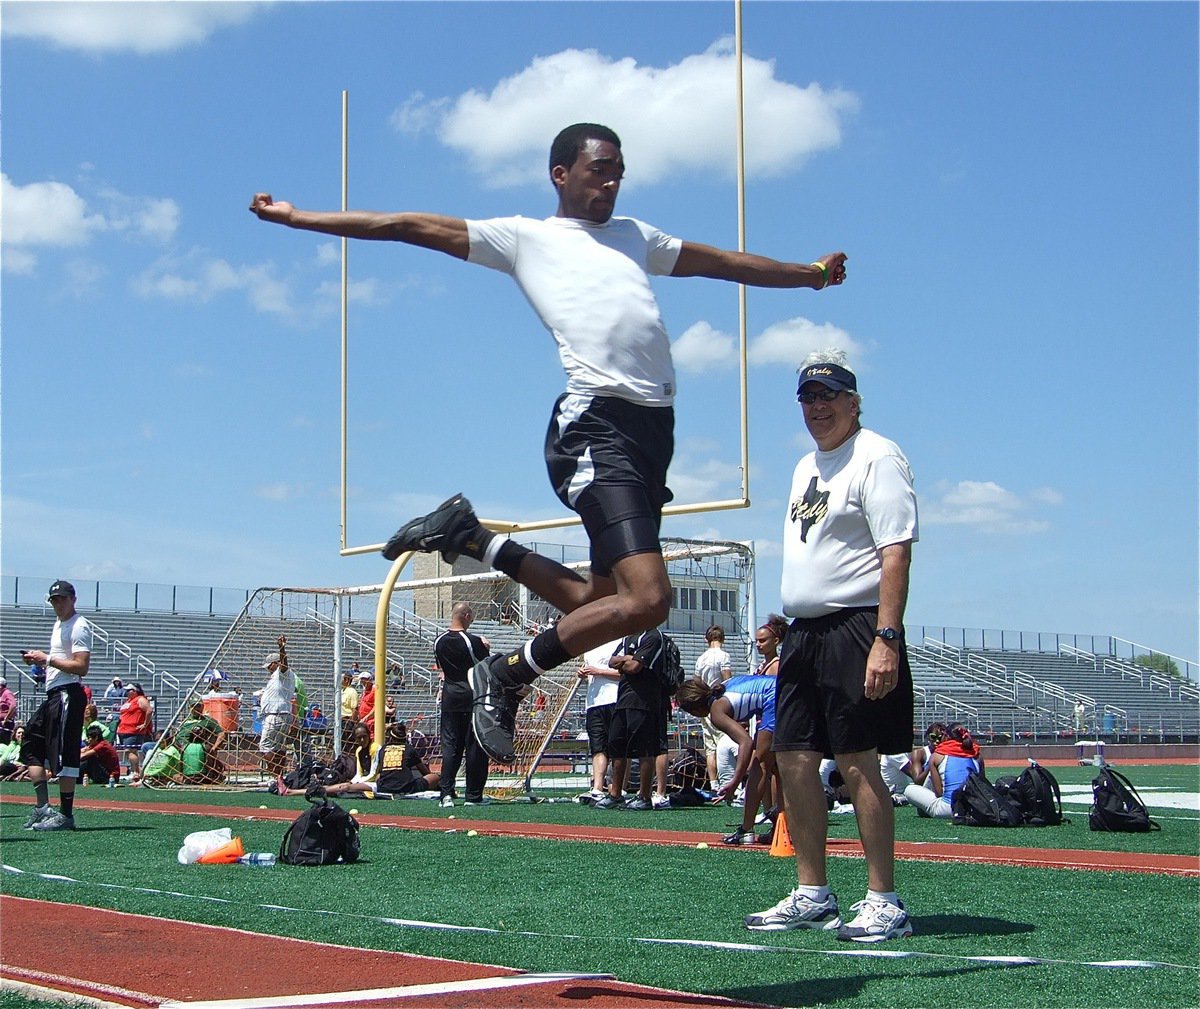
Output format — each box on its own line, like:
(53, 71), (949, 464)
(544, 393), (674, 578)
(21, 683), (87, 779)
(607, 706), (660, 760)
(774, 608), (914, 757)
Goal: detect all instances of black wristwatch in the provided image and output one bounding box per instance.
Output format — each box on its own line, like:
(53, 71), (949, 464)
(874, 627), (900, 642)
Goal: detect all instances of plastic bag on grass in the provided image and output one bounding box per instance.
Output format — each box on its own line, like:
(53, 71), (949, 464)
(178, 827), (243, 864)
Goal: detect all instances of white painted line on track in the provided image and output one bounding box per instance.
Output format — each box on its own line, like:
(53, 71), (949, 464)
(6, 864), (1197, 974)
(158, 972), (617, 1009)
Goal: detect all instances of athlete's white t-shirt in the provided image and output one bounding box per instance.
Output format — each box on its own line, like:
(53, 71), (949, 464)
(582, 639), (622, 709)
(781, 427), (918, 619)
(466, 216), (682, 405)
(46, 612), (92, 691)
(694, 646), (731, 687)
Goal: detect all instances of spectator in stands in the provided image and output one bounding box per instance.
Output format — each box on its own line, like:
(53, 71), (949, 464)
(256, 636), (296, 780)
(117, 682), (153, 781)
(79, 724), (121, 786)
(81, 702), (114, 743)
(676, 674), (778, 844)
(595, 628), (668, 811)
(748, 351), (917, 943)
(18, 580), (93, 832)
(694, 625), (732, 790)
(902, 723), (983, 817)
(753, 614), (788, 677)
(103, 676), (126, 706)
(340, 671), (359, 739)
(434, 602), (492, 808)
(177, 699), (227, 784)
(577, 637), (623, 803)
(1074, 699), (1088, 735)
(1, 725), (29, 780)
(316, 721), (440, 799)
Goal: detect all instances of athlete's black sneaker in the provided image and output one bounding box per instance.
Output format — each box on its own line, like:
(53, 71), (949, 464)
(382, 493), (486, 563)
(469, 655), (521, 764)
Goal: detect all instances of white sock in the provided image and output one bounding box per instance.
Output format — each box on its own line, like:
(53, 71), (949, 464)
(796, 885), (830, 901)
(867, 889), (900, 906)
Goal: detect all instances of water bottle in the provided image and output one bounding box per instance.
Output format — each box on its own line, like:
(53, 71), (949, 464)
(237, 853), (277, 867)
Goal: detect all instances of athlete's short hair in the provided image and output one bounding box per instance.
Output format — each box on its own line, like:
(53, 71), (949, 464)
(705, 624), (725, 644)
(549, 123), (622, 180)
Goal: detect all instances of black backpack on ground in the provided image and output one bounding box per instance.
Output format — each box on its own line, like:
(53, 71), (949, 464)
(279, 795), (362, 865)
(999, 762), (1065, 826)
(1089, 766), (1160, 833)
(951, 771), (1024, 827)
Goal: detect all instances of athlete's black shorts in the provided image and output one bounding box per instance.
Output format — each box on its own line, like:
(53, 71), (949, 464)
(544, 393), (674, 578)
(774, 608), (914, 757)
(21, 682), (87, 779)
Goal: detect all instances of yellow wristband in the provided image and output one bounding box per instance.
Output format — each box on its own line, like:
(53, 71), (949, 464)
(810, 261), (829, 289)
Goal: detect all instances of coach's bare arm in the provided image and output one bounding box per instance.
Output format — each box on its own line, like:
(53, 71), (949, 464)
(249, 194), (469, 260)
(672, 242), (847, 290)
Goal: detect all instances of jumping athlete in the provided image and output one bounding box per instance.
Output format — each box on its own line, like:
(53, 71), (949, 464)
(250, 123), (848, 764)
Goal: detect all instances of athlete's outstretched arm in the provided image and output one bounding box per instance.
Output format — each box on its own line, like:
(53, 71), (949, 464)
(672, 241), (846, 290)
(249, 194), (470, 260)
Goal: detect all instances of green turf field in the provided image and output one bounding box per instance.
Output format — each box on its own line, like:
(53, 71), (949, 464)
(2, 763), (1197, 1009)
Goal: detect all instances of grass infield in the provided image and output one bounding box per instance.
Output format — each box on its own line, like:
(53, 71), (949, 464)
(1, 762), (1197, 1009)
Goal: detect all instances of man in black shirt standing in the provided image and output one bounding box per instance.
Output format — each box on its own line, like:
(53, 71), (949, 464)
(595, 627), (666, 810)
(434, 603), (491, 807)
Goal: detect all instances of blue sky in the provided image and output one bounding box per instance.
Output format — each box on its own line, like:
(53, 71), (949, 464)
(2, 1), (1197, 664)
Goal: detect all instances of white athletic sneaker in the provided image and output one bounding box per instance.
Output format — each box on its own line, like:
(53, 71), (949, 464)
(439, 795), (455, 809)
(23, 804), (53, 830)
(31, 811), (75, 832)
(744, 889), (841, 931)
(836, 898), (914, 943)
(651, 793), (671, 810)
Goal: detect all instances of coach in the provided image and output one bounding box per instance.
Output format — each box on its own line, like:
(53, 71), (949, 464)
(745, 350), (918, 943)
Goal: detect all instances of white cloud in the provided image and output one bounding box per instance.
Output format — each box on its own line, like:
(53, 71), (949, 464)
(1, 174), (102, 248)
(667, 452), (744, 505)
(1, 2), (263, 55)
(673, 321), (737, 373)
(256, 483), (298, 502)
(748, 317), (862, 369)
(922, 480), (1062, 535)
(398, 40), (858, 188)
(2, 173), (179, 273)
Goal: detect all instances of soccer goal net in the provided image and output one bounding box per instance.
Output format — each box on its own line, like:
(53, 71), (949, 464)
(145, 537), (755, 799)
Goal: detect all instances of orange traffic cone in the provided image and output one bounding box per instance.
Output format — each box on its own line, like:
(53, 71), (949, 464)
(196, 836), (245, 864)
(769, 810), (794, 858)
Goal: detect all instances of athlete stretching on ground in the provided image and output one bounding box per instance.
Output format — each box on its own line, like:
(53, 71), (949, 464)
(250, 123), (847, 763)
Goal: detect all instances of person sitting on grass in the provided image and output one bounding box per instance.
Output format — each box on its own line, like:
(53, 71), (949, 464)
(138, 733), (182, 787)
(79, 724), (122, 786)
(902, 723), (984, 818)
(81, 702), (114, 744)
(675, 674), (777, 845)
(176, 700), (227, 784)
(0, 725), (30, 781)
(310, 722), (440, 800)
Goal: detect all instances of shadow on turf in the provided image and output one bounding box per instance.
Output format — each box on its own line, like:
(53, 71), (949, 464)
(724, 959), (1040, 1007)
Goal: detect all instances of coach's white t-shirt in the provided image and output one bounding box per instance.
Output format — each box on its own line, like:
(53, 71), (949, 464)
(467, 216), (682, 405)
(781, 427), (918, 619)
